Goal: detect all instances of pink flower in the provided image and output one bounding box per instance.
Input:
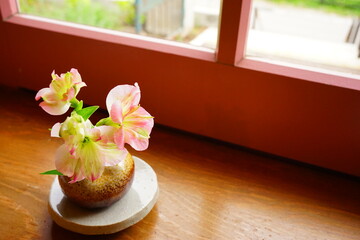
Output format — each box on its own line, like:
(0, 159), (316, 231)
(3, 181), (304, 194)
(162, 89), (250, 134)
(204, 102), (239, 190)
(35, 68), (86, 115)
(105, 83), (154, 151)
(53, 113), (128, 183)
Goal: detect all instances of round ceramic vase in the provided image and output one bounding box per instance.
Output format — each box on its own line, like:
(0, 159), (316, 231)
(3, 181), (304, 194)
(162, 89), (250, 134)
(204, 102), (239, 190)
(58, 154), (135, 208)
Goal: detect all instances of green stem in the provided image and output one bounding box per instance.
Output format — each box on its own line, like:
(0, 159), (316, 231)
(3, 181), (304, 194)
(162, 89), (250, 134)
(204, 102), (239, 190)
(70, 98), (83, 111)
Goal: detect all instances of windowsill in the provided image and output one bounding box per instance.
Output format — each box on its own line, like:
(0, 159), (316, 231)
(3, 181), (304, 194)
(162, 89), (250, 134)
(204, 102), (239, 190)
(246, 30), (360, 75)
(0, 85), (359, 239)
(239, 57), (360, 91)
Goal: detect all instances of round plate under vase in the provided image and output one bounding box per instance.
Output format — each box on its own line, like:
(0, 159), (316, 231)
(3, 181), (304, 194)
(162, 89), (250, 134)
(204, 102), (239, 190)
(48, 156), (159, 235)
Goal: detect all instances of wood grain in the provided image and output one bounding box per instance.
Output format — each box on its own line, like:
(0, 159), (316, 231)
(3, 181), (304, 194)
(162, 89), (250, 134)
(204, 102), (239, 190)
(0, 85), (359, 240)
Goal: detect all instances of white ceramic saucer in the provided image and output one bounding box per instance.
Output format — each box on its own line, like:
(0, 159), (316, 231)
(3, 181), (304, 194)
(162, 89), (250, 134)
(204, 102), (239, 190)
(48, 156), (159, 235)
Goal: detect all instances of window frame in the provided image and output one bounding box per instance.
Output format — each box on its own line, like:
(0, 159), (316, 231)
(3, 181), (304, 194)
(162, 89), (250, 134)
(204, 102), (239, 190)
(2, 0), (359, 91)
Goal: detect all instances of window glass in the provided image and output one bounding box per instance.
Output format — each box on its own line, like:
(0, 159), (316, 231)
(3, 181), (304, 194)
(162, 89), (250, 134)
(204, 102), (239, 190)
(247, 0), (360, 75)
(18, 0), (220, 49)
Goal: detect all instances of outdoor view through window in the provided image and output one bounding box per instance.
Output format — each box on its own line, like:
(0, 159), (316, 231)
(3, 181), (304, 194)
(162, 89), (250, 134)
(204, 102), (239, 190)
(18, 0), (220, 49)
(19, 0), (360, 75)
(247, 0), (360, 75)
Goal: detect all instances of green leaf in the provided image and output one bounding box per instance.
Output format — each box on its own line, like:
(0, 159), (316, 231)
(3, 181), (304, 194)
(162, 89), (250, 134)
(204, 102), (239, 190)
(40, 169), (64, 175)
(76, 106), (99, 121)
(96, 117), (115, 127)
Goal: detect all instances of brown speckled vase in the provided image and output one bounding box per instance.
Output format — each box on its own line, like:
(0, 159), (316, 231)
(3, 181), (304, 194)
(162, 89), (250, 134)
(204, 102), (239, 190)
(58, 154), (135, 208)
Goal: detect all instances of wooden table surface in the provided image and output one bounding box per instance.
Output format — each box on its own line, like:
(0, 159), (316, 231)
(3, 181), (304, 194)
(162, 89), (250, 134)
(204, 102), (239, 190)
(0, 85), (359, 240)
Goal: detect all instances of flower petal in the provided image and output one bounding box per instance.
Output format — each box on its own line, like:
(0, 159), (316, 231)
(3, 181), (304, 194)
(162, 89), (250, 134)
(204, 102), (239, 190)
(50, 77), (68, 94)
(70, 68), (82, 84)
(100, 144), (128, 166)
(96, 125), (116, 144)
(68, 160), (86, 183)
(74, 81), (87, 95)
(51, 122), (61, 137)
(110, 101), (123, 124)
(124, 129), (150, 151)
(35, 87), (51, 101)
(96, 126), (128, 161)
(114, 128), (126, 150)
(55, 144), (84, 182)
(37, 69), (86, 116)
(106, 83), (141, 115)
(77, 141), (104, 182)
(64, 87), (75, 102)
(39, 101), (71, 115)
(122, 106), (154, 151)
(124, 106), (154, 134)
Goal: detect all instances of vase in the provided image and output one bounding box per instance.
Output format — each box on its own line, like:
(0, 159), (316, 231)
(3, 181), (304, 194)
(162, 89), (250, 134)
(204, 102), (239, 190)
(58, 154), (135, 208)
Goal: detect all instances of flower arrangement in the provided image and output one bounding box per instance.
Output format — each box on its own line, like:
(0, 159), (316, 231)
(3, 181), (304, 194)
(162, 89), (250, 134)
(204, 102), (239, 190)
(36, 68), (154, 183)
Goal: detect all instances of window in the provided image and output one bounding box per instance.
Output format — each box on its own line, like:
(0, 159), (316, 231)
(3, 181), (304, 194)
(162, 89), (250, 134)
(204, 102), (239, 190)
(247, 0), (360, 75)
(17, 0), (221, 50)
(1, 0), (359, 85)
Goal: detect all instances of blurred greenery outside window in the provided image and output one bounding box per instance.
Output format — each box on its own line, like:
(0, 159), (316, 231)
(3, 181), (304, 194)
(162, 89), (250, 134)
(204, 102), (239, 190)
(19, 0), (136, 31)
(18, 0), (221, 49)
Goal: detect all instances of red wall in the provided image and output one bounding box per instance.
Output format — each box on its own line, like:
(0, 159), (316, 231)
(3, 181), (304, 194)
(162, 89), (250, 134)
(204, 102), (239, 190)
(1, 13), (360, 176)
